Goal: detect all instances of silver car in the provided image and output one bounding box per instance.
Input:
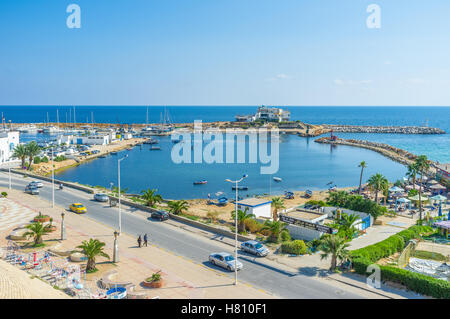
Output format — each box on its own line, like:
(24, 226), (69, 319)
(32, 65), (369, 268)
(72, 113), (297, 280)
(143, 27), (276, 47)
(209, 252), (243, 271)
(94, 193), (109, 202)
(25, 185), (39, 195)
(241, 240), (269, 257)
(29, 181), (44, 188)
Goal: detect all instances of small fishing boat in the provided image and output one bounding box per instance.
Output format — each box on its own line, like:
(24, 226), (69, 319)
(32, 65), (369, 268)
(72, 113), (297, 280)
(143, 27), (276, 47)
(273, 177), (282, 182)
(304, 190), (313, 198)
(232, 186), (248, 191)
(217, 197), (228, 205)
(150, 146), (161, 150)
(284, 191), (294, 199)
(110, 151), (118, 155)
(193, 180), (208, 185)
(99, 155), (107, 158)
(127, 148), (133, 151)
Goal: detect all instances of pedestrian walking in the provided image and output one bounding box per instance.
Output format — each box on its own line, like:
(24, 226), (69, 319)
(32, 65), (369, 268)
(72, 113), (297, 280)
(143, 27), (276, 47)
(143, 233), (148, 247)
(137, 235), (142, 248)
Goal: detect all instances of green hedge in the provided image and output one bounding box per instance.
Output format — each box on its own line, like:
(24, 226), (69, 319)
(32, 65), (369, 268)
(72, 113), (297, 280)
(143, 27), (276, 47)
(281, 240), (307, 255)
(352, 256), (450, 299)
(350, 225), (450, 298)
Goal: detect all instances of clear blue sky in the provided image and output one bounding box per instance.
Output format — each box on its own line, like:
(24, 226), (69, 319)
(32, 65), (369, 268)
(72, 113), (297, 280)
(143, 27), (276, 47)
(1, 0), (450, 106)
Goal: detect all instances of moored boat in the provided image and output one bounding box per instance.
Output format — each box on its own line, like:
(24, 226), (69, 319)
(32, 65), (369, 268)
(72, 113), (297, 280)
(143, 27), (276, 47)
(193, 180), (207, 185)
(305, 190), (313, 198)
(232, 185), (248, 191)
(273, 177), (282, 182)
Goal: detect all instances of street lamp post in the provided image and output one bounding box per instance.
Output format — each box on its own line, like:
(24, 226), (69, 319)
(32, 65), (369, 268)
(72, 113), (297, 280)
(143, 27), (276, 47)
(8, 167), (11, 190)
(51, 147), (55, 208)
(61, 212), (66, 240)
(118, 155), (128, 234)
(225, 174), (248, 286)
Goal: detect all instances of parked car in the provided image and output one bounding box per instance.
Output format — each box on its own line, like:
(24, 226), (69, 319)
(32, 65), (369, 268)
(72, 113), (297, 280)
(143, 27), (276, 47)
(94, 193), (109, 202)
(24, 185), (39, 195)
(150, 210), (169, 221)
(69, 203), (87, 214)
(29, 181), (43, 188)
(240, 240), (269, 257)
(208, 252), (243, 271)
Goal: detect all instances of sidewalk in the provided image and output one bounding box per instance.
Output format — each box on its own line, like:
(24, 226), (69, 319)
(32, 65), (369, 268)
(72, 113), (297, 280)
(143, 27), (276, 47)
(0, 188), (275, 299)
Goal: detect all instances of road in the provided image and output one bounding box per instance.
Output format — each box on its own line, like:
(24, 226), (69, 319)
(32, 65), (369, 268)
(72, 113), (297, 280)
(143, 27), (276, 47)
(0, 171), (366, 299)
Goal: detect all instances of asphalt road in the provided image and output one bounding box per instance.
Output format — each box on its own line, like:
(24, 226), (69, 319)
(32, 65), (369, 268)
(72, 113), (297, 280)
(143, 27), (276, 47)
(0, 171), (365, 299)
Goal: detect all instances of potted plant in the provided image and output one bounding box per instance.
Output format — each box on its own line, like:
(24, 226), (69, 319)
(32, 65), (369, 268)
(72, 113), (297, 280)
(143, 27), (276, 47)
(143, 271), (164, 288)
(47, 217), (57, 232)
(33, 212), (51, 223)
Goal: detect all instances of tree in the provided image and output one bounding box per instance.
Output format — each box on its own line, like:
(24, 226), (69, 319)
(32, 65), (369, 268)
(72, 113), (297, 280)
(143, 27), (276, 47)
(414, 155), (430, 221)
(231, 208), (255, 233)
(25, 141), (41, 171)
(76, 238), (110, 272)
(337, 213), (362, 241)
(406, 163), (418, 187)
(12, 144), (27, 169)
(167, 200), (189, 215)
(24, 222), (52, 246)
(327, 191), (349, 207)
(358, 161), (367, 194)
(367, 173), (388, 204)
(140, 189), (163, 207)
(271, 197), (285, 222)
(260, 220), (287, 243)
(318, 234), (350, 271)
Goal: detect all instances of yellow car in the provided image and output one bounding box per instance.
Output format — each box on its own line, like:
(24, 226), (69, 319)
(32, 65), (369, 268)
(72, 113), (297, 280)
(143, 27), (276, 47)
(70, 203), (87, 214)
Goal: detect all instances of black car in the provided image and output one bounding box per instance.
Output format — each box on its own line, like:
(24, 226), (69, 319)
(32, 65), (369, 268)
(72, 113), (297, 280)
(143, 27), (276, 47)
(150, 210), (169, 221)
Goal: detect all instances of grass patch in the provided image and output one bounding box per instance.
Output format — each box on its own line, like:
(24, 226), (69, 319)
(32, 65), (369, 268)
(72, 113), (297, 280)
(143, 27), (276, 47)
(86, 268), (99, 274)
(413, 250), (448, 262)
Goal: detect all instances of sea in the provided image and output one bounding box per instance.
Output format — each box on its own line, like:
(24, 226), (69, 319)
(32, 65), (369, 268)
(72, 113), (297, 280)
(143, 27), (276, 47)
(2, 106), (449, 200)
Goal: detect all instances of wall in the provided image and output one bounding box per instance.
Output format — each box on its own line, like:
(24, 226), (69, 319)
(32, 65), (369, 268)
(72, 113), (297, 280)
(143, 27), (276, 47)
(286, 224), (323, 241)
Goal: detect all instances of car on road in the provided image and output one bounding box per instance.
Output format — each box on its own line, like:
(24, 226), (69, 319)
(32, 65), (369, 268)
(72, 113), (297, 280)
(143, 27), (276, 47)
(29, 181), (44, 188)
(24, 185), (39, 195)
(94, 193), (109, 202)
(208, 252), (243, 271)
(150, 210), (169, 221)
(70, 203), (87, 214)
(240, 240), (269, 257)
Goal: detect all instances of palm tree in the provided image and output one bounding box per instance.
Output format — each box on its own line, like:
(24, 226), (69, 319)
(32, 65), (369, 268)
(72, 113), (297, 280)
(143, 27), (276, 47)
(12, 144), (27, 169)
(25, 141), (41, 171)
(318, 234), (350, 271)
(358, 161), (367, 194)
(167, 200), (189, 215)
(271, 197), (285, 221)
(231, 208), (255, 233)
(338, 213), (362, 241)
(76, 238), (110, 272)
(367, 173), (388, 204)
(414, 155), (430, 221)
(406, 163), (418, 187)
(260, 220), (287, 243)
(140, 189), (163, 207)
(24, 222), (52, 246)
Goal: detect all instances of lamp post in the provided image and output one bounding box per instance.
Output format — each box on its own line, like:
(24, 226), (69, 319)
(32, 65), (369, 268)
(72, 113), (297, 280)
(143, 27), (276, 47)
(8, 167), (11, 190)
(118, 155), (128, 234)
(61, 212), (66, 240)
(225, 174), (248, 286)
(113, 231), (119, 263)
(51, 147), (55, 208)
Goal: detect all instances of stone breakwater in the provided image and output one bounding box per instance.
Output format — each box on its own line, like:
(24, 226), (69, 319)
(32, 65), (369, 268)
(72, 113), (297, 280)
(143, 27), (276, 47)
(315, 137), (436, 173)
(322, 124), (445, 134)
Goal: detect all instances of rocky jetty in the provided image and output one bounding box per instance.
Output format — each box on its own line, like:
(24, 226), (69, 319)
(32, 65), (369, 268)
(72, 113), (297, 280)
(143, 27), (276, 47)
(322, 124), (445, 134)
(315, 137), (437, 173)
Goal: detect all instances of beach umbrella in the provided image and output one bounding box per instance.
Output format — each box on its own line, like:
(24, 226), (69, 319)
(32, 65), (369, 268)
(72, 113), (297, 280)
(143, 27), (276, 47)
(430, 194), (447, 202)
(389, 186), (403, 193)
(409, 194), (428, 201)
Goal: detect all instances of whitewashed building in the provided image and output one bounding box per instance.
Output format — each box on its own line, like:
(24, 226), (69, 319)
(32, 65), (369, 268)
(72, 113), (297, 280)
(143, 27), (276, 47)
(58, 134), (110, 146)
(0, 131), (20, 164)
(235, 106), (290, 123)
(236, 198), (272, 218)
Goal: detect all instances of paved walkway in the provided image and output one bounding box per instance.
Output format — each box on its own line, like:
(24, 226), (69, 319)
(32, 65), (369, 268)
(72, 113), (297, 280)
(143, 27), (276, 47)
(0, 188), (274, 299)
(0, 198), (36, 232)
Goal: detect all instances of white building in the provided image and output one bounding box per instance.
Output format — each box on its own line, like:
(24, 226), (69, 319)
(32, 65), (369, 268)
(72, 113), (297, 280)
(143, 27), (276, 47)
(58, 134), (110, 146)
(0, 131), (20, 164)
(235, 106), (290, 123)
(236, 198), (272, 219)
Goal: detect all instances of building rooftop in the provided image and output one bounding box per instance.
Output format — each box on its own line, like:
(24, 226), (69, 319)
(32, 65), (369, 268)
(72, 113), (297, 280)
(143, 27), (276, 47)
(236, 198), (272, 207)
(285, 210), (327, 222)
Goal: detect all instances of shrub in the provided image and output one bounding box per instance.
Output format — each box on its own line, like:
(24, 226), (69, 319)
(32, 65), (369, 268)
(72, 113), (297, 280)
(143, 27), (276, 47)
(1, 192), (7, 198)
(244, 218), (263, 233)
(280, 229), (291, 242)
(281, 240), (308, 255)
(41, 156), (49, 163)
(33, 156), (41, 164)
(306, 200), (327, 207)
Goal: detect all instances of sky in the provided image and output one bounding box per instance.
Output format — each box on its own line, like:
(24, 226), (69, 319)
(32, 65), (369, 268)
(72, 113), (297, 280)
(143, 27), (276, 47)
(1, 0), (450, 106)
